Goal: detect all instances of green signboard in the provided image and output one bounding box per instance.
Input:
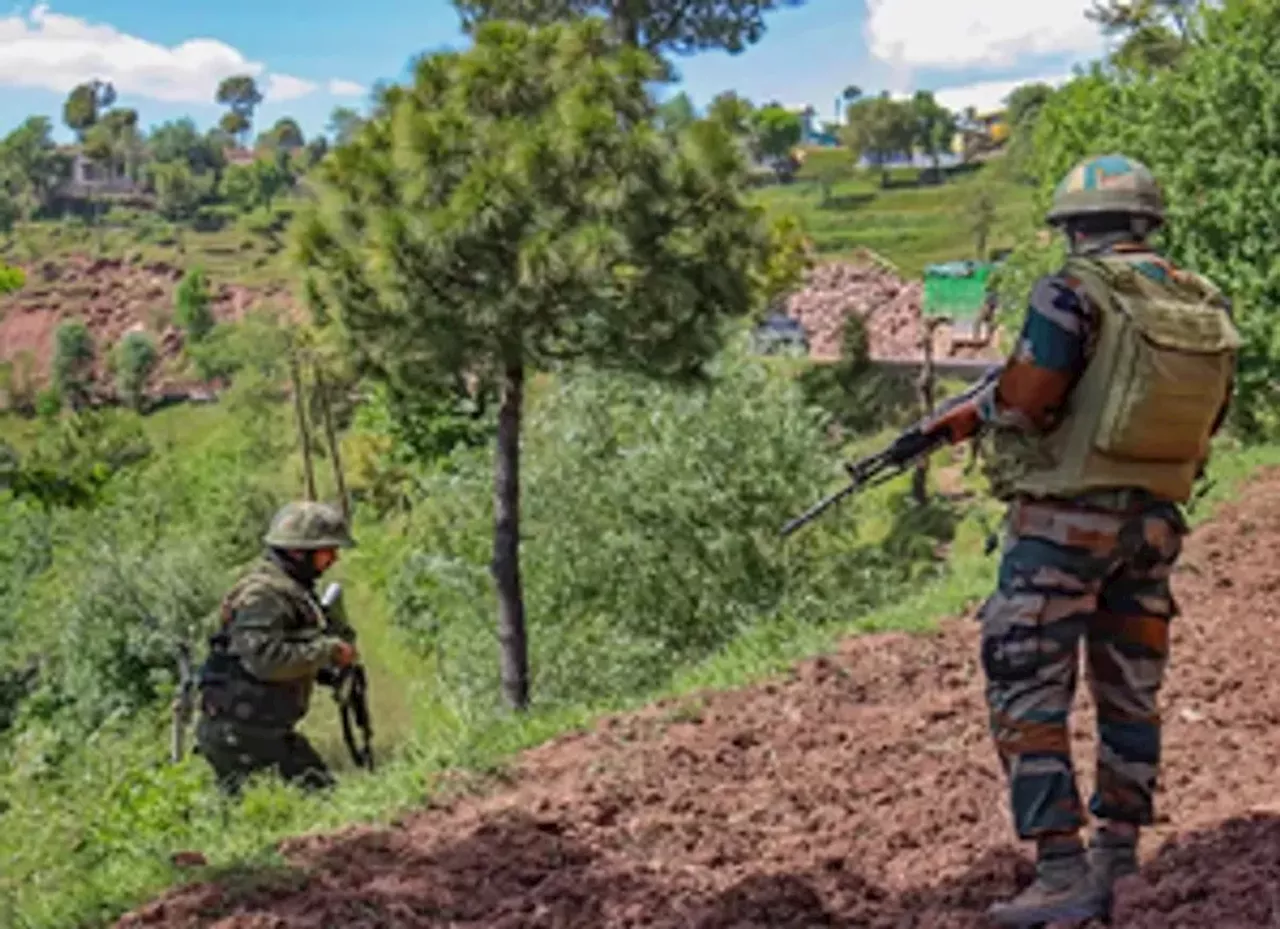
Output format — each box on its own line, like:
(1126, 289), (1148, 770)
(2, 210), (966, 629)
(922, 260), (992, 321)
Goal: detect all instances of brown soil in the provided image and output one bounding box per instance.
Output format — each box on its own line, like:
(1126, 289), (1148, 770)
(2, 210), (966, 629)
(116, 467), (1280, 928)
(0, 254), (295, 400)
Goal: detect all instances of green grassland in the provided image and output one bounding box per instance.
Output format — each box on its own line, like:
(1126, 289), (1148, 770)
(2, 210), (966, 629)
(757, 154), (1037, 277)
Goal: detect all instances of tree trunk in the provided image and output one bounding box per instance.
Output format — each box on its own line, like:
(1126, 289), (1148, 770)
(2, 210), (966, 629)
(288, 345), (316, 501)
(492, 360), (529, 711)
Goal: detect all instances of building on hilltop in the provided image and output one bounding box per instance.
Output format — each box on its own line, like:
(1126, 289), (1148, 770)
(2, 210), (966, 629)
(56, 146), (140, 198)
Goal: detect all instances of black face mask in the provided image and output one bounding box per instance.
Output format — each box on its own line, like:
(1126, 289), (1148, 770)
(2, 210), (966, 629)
(267, 547), (319, 588)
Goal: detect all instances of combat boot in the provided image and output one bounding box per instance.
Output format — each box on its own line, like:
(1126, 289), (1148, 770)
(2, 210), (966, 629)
(987, 847), (1110, 927)
(1088, 828), (1139, 890)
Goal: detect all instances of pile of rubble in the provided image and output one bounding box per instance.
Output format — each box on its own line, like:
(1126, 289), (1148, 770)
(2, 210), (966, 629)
(781, 259), (999, 362)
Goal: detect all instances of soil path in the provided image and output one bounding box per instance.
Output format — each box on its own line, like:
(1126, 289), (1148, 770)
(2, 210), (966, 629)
(118, 470), (1280, 928)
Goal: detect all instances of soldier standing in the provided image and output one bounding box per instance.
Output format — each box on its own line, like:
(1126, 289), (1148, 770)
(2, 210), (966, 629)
(194, 501), (358, 796)
(924, 154), (1239, 926)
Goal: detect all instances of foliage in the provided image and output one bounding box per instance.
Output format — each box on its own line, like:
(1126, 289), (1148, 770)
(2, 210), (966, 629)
(0, 260), (23, 293)
(387, 344), (955, 710)
(174, 267), (214, 342)
(752, 212), (813, 313)
(52, 320), (95, 410)
(909, 90), (957, 170)
(149, 161), (208, 220)
(797, 313), (915, 436)
(842, 92), (915, 185)
(215, 75), (264, 144)
(750, 103), (803, 161)
(115, 331), (159, 410)
(451, 0), (804, 56)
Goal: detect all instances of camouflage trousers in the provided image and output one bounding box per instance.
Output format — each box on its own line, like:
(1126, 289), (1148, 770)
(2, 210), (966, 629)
(978, 495), (1186, 840)
(195, 715), (335, 797)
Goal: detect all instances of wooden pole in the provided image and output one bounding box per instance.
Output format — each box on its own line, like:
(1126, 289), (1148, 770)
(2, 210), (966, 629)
(288, 343), (317, 502)
(912, 316), (940, 505)
(315, 364), (350, 522)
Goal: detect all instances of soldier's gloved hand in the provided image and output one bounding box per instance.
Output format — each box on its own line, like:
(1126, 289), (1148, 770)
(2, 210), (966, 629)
(331, 640), (358, 668)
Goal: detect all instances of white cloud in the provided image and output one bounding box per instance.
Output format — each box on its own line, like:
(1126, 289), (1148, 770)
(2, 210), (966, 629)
(864, 0), (1104, 71)
(327, 79), (366, 97)
(0, 3), (351, 105)
(932, 73), (1073, 115)
(266, 73), (318, 102)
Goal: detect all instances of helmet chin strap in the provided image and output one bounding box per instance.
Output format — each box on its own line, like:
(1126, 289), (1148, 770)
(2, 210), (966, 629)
(1062, 216), (1158, 255)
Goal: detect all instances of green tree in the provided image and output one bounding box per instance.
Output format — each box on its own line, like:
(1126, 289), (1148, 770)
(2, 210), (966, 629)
(149, 160), (206, 219)
(174, 268), (214, 342)
(326, 106), (365, 146)
(82, 107), (142, 186)
(61, 80), (116, 140)
(297, 19), (767, 710)
(259, 117), (306, 153)
(706, 90), (755, 136)
(114, 331), (159, 410)
(1086, 0), (1198, 71)
(751, 104), (803, 161)
(0, 117), (68, 218)
(53, 320), (95, 410)
(910, 90), (957, 174)
(147, 118), (226, 176)
(843, 92), (914, 186)
(656, 91), (698, 133)
(451, 0), (803, 56)
(215, 75), (264, 146)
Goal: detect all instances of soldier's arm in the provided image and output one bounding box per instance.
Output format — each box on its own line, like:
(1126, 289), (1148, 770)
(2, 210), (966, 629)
(228, 588), (342, 683)
(927, 273), (1088, 443)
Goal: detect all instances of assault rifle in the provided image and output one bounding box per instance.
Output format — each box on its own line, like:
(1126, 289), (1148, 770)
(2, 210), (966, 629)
(319, 581), (375, 771)
(780, 366), (1000, 538)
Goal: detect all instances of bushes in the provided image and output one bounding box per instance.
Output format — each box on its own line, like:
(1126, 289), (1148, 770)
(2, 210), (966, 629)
(388, 344), (957, 712)
(173, 267), (213, 342)
(115, 331), (159, 410)
(52, 319), (95, 409)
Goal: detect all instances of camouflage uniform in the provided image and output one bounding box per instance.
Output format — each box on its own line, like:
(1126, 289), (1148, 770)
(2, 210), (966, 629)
(195, 501), (357, 796)
(928, 155), (1238, 927)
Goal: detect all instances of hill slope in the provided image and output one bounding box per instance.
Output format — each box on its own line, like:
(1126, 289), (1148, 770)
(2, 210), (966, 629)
(117, 469), (1280, 929)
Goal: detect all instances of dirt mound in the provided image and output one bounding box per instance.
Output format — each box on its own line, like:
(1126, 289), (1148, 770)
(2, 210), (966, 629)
(784, 260), (1002, 364)
(117, 468), (1280, 928)
(0, 254), (294, 401)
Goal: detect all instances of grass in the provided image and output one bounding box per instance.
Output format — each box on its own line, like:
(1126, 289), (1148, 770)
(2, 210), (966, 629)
(0, 202), (297, 289)
(751, 159), (1036, 278)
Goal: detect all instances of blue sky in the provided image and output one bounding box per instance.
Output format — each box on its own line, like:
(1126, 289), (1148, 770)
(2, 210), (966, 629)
(0, 0), (1110, 143)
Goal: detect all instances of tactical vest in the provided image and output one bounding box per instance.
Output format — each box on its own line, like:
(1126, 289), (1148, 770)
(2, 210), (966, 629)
(989, 253), (1239, 504)
(196, 560), (328, 730)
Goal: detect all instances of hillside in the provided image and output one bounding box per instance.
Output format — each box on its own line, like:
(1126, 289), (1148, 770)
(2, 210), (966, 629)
(116, 466), (1280, 929)
(0, 163), (1018, 401)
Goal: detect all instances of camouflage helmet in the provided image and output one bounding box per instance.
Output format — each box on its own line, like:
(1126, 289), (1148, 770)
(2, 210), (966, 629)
(1046, 154), (1165, 226)
(263, 501), (355, 550)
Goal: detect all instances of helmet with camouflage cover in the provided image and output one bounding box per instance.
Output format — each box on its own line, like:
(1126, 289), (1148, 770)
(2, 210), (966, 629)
(1047, 154), (1165, 227)
(263, 501), (356, 550)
